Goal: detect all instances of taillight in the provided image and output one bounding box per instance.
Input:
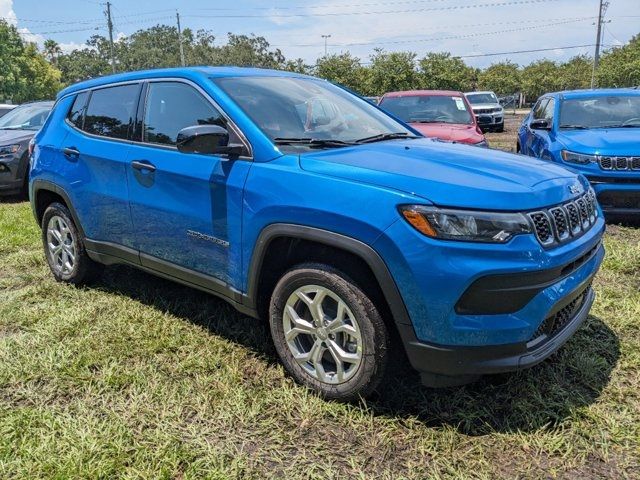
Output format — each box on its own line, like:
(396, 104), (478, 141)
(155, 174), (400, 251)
(28, 138), (35, 157)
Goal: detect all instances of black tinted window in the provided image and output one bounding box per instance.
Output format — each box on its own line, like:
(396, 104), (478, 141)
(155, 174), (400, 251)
(144, 82), (225, 146)
(532, 99), (549, 120)
(84, 84), (139, 140)
(67, 92), (88, 129)
(541, 98), (555, 121)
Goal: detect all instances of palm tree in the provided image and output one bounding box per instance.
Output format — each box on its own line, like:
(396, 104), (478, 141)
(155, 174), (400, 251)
(43, 39), (62, 65)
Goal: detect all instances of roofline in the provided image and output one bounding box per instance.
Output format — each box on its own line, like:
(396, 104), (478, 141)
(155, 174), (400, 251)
(57, 66), (318, 99)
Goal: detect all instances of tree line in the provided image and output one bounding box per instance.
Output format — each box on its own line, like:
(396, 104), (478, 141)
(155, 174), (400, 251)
(1, 19), (639, 104)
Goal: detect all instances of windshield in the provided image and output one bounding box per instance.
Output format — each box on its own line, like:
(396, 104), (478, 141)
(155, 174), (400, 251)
(379, 95), (473, 125)
(559, 95), (640, 129)
(0, 103), (51, 131)
(466, 93), (498, 105)
(213, 76), (415, 151)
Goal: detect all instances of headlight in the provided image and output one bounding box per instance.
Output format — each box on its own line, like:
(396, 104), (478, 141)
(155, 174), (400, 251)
(399, 205), (532, 243)
(0, 144), (21, 156)
(561, 150), (597, 165)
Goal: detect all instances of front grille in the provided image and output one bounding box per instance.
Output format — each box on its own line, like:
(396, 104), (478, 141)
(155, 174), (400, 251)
(528, 190), (599, 247)
(599, 155), (640, 171)
(550, 207), (569, 240)
(532, 284), (591, 340)
(530, 212), (553, 245)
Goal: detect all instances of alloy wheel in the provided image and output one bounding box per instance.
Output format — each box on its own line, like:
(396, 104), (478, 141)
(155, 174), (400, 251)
(46, 215), (76, 275)
(282, 285), (363, 384)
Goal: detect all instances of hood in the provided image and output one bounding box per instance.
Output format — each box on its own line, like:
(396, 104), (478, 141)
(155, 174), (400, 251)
(556, 128), (640, 156)
(300, 138), (582, 211)
(410, 123), (484, 145)
(0, 129), (34, 145)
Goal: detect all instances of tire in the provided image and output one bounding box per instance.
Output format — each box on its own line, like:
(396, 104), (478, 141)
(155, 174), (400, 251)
(269, 263), (389, 401)
(497, 125), (505, 133)
(42, 202), (103, 285)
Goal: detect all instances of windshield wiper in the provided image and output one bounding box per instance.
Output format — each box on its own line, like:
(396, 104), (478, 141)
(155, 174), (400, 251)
(0, 126), (24, 130)
(559, 124), (589, 129)
(354, 132), (421, 144)
(273, 137), (356, 148)
(410, 120), (444, 124)
(605, 124), (640, 128)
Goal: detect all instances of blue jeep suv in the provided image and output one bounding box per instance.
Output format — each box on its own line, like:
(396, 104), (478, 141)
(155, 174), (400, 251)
(31, 67), (605, 400)
(517, 88), (640, 215)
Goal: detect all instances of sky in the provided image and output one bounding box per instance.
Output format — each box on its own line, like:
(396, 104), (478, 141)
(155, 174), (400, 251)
(1, 0), (639, 68)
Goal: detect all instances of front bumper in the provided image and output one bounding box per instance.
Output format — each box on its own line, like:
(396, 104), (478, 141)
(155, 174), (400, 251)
(589, 180), (640, 214)
(475, 112), (503, 129)
(397, 273), (596, 377)
(0, 154), (24, 195)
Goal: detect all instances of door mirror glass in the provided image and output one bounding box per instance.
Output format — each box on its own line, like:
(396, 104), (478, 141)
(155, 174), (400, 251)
(530, 118), (551, 130)
(176, 125), (242, 155)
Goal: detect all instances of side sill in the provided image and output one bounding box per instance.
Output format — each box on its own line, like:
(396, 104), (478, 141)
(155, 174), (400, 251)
(85, 238), (258, 318)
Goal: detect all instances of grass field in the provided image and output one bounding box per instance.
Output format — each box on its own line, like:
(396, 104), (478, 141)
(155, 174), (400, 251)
(1, 127), (639, 478)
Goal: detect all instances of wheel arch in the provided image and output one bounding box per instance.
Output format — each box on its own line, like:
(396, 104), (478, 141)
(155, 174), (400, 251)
(31, 180), (85, 237)
(245, 224), (412, 331)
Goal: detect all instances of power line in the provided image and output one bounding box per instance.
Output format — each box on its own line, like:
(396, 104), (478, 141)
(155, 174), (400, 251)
(273, 17), (593, 48)
(185, 0), (563, 19)
(459, 44), (598, 58)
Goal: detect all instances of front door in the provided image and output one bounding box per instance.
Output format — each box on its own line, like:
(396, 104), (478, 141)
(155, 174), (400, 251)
(126, 80), (251, 290)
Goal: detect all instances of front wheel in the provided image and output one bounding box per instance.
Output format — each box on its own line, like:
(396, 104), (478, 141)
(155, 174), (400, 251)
(269, 263), (389, 401)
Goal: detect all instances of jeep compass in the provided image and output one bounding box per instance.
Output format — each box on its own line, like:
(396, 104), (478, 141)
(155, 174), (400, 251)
(31, 67), (605, 400)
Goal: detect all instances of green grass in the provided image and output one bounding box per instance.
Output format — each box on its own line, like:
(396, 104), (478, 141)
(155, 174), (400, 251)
(0, 199), (639, 479)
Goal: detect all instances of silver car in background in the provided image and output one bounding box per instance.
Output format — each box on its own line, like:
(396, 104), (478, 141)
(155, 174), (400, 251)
(465, 91), (504, 132)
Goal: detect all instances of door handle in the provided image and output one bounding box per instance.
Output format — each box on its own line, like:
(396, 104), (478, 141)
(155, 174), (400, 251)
(62, 147), (80, 159)
(131, 160), (156, 172)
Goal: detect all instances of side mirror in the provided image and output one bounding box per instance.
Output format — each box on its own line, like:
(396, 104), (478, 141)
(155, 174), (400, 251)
(530, 118), (551, 130)
(176, 125), (244, 156)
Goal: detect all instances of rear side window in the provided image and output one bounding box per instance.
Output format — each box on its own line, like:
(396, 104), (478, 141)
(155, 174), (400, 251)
(84, 84), (140, 140)
(143, 82), (225, 146)
(67, 92), (89, 129)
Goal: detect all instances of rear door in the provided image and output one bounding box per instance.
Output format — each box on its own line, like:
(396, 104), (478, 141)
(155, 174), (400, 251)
(126, 80), (252, 290)
(60, 83), (141, 251)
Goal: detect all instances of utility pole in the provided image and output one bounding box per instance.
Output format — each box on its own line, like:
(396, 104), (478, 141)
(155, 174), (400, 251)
(176, 11), (185, 67)
(591, 0), (609, 88)
(105, 1), (116, 73)
(321, 34), (331, 56)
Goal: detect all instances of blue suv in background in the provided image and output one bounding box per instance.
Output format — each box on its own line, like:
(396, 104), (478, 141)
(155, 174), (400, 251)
(31, 68), (605, 400)
(518, 88), (640, 215)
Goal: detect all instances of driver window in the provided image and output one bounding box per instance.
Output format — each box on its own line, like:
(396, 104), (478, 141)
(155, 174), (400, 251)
(541, 98), (555, 121)
(532, 98), (549, 120)
(144, 82), (227, 146)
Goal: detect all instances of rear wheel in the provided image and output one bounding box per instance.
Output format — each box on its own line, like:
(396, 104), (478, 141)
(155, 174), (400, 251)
(42, 202), (103, 285)
(269, 263), (389, 401)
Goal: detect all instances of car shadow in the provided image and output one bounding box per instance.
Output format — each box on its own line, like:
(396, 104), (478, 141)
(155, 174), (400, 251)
(606, 215), (640, 228)
(366, 313), (619, 435)
(93, 264), (620, 435)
